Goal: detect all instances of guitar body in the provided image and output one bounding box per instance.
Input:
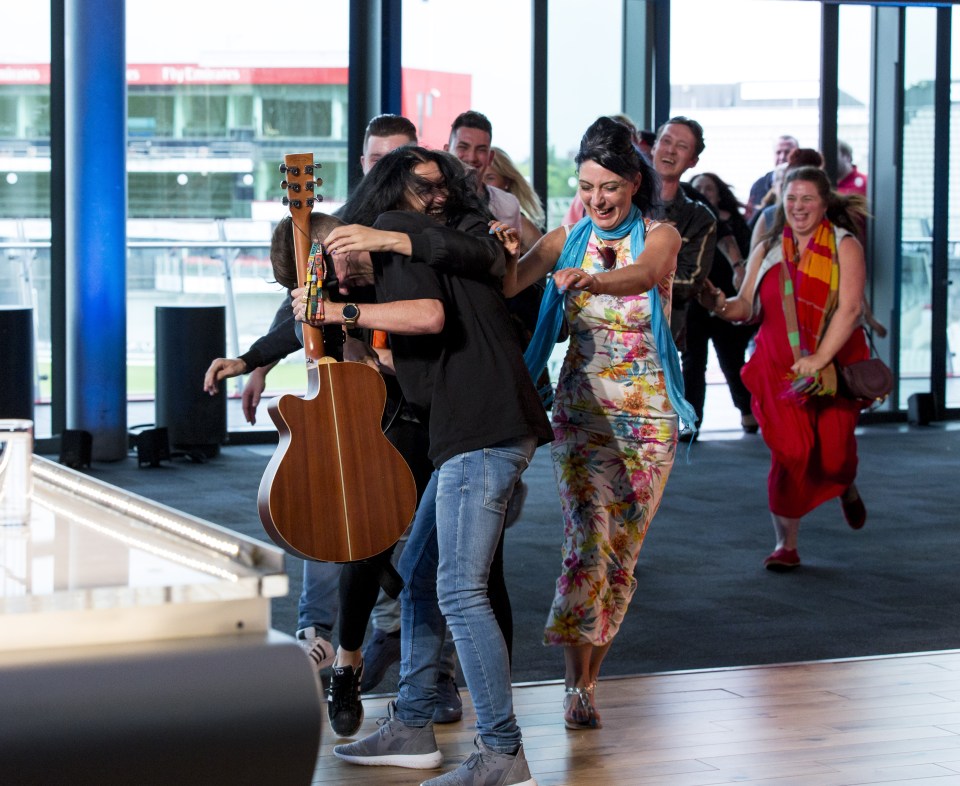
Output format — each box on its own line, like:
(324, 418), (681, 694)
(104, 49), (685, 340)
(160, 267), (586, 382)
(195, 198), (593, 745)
(257, 151), (417, 562)
(259, 359), (417, 562)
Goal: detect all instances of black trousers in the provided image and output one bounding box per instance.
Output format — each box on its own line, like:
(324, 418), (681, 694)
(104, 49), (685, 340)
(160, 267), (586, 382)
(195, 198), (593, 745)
(681, 301), (757, 427)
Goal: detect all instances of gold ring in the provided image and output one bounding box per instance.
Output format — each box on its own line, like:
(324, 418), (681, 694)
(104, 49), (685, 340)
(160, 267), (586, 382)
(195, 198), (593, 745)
(300, 295), (308, 303)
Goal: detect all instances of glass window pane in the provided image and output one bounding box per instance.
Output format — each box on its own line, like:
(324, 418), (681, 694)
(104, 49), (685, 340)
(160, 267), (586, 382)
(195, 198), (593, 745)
(126, 1), (349, 425)
(898, 6), (938, 405)
(671, 0), (821, 214)
(949, 6), (960, 408)
(837, 4), (872, 188)
(401, 0), (536, 213)
(546, 0), (622, 229)
(129, 91), (176, 136)
(0, 2), (51, 433)
(181, 94), (229, 137)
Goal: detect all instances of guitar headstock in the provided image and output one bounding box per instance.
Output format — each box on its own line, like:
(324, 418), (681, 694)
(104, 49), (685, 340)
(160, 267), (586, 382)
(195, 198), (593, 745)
(280, 152), (323, 216)
(280, 152), (326, 365)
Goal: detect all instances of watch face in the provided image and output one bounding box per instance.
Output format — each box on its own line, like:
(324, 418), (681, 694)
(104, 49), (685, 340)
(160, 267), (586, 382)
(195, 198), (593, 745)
(343, 304), (359, 321)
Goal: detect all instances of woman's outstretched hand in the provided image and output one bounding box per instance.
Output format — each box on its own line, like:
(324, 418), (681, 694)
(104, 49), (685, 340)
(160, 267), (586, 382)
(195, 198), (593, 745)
(489, 221), (520, 258)
(697, 281), (726, 314)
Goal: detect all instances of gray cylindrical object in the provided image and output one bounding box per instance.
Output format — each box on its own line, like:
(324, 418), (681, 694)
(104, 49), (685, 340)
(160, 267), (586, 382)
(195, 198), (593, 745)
(155, 306), (226, 454)
(0, 306), (34, 421)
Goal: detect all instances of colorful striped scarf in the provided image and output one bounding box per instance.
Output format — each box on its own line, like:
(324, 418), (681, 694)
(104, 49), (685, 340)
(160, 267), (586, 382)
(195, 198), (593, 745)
(781, 218), (840, 398)
(782, 218), (839, 356)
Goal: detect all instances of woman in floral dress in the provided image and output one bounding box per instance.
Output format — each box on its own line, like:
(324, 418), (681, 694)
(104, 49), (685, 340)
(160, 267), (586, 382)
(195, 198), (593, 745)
(496, 117), (692, 729)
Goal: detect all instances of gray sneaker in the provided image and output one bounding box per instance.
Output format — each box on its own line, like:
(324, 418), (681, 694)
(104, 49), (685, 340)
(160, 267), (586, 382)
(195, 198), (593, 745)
(334, 700), (443, 769)
(420, 735), (537, 786)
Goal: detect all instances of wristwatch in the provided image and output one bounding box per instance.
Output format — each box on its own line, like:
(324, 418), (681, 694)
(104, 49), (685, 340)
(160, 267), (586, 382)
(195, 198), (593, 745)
(341, 303), (360, 327)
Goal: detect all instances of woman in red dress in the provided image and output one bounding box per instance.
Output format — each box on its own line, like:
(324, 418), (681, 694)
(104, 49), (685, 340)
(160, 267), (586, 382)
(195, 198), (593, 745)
(701, 166), (870, 570)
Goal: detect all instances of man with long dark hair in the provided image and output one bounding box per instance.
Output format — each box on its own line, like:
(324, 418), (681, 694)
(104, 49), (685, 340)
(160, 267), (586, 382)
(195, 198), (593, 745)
(294, 146), (551, 786)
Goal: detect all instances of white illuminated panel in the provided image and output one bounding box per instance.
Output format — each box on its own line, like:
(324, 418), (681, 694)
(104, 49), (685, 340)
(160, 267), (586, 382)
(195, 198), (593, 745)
(0, 457), (289, 656)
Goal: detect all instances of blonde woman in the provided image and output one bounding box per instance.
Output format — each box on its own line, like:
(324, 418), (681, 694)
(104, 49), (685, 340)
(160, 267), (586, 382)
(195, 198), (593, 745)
(484, 146), (545, 253)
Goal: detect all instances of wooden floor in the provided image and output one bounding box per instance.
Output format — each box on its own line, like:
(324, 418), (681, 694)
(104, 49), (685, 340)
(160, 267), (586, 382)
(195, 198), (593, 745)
(313, 650), (960, 786)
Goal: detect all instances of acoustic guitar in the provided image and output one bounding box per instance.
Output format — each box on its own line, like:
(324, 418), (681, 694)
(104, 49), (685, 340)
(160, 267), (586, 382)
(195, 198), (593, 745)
(257, 153), (417, 562)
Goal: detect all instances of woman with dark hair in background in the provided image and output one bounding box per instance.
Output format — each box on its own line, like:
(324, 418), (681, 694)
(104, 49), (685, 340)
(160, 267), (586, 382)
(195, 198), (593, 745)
(682, 171), (758, 434)
(495, 116), (692, 730)
(702, 166), (870, 571)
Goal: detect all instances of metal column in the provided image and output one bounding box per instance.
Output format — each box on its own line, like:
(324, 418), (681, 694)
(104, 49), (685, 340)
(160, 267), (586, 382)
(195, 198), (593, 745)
(64, 0), (127, 460)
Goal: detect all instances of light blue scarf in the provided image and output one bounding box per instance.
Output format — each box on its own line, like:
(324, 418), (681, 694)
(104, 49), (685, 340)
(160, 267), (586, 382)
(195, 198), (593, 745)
(523, 205), (697, 433)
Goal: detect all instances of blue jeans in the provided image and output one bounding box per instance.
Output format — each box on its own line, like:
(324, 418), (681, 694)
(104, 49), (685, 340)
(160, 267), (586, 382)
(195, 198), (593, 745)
(297, 560), (341, 640)
(395, 436), (535, 753)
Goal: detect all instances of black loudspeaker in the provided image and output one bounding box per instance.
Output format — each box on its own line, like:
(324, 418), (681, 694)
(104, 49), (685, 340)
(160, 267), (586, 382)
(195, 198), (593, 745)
(155, 306), (227, 457)
(129, 426), (171, 468)
(0, 306), (34, 421)
(907, 392), (937, 426)
(59, 429), (92, 469)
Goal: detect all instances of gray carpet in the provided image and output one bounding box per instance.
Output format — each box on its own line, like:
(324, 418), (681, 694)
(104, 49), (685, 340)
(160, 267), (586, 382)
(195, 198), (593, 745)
(56, 422), (960, 686)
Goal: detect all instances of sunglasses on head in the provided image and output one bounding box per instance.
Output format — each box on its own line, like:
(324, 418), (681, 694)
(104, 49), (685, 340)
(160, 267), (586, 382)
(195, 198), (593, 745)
(412, 176), (447, 199)
(597, 244), (617, 270)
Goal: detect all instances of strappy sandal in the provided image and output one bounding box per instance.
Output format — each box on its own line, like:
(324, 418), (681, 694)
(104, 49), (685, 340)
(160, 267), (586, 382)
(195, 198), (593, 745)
(563, 683), (602, 730)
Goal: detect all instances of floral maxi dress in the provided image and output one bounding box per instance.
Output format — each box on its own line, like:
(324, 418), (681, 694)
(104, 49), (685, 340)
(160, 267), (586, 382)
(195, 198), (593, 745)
(544, 224), (678, 647)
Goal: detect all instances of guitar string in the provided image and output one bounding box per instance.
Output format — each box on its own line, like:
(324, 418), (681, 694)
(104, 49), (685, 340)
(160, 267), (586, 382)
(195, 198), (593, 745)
(324, 362), (354, 560)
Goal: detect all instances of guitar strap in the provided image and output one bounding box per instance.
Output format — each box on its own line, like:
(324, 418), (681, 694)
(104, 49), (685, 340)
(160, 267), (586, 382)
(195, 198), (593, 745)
(304, 242), (324, 323)
(303, 241), (345, 361)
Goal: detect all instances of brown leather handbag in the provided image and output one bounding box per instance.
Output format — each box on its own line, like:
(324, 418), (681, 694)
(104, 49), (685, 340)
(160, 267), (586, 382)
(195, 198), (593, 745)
(837, 356), (894, 404)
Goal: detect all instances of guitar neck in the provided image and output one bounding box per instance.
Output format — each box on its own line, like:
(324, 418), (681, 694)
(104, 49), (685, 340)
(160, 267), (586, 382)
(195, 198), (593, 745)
(282, 152), (325, 362)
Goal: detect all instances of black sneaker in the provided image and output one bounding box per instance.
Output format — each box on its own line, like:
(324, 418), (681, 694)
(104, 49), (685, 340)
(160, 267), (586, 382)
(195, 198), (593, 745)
(360, 627), (401, 692)
(328, 661), (365, 737)
(432, 673), (463, 724)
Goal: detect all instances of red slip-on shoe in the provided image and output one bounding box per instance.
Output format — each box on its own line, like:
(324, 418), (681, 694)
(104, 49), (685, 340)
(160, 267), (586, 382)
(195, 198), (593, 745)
(841, 493), (867, 530)
(764, 547), (800, 571)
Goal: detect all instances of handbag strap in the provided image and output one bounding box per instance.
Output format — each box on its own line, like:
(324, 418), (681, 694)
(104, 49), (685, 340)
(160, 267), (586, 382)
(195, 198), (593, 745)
(863, 327), (884, 359)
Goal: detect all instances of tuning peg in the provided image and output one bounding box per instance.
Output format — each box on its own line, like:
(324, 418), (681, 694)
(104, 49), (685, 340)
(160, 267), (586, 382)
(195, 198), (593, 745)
(280, 164), (300, 176)
(306, 198), (315, 208)
(316, 176), (324, 188)
(281, 196), (289, 206)
(280, 179), (288, 189)
(279, 163), (287, 174)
